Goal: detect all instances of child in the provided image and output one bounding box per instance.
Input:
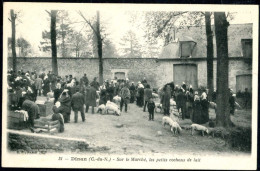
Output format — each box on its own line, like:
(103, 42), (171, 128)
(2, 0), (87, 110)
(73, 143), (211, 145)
(147, 97), (155, 121)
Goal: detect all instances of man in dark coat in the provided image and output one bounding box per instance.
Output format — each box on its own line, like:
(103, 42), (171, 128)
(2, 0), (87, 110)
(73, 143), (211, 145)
(71, 87), (85, 123)
(176, 88), (186, 119)
(80, 74), (89, 87)
(147, 97), (155, 121)
(162, 84), (171, 116)
(120, 83), (131, 113)
(85, 84), (97, 114)
(99, 87), (107, 105)
(90, 77), (100, 91)
(106, 83), (114, 102)
(22, 99), (40, 128)
(143, 84), (153, 112)
(129, 82), (136, 103)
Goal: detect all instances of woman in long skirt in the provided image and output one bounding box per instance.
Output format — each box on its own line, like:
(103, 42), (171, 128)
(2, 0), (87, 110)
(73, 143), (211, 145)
(200, 89), (209, 124)
(42, 76), (50, 96)
(192, 91), (202, 124)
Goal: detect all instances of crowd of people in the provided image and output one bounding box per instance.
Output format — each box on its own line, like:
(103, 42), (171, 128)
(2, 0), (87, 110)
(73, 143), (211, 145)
(7, 69), (238, 132)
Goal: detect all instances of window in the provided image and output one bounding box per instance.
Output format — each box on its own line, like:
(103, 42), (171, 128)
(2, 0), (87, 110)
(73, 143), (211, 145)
(241, 39), (252, 58)
(180, 41), (196, 58)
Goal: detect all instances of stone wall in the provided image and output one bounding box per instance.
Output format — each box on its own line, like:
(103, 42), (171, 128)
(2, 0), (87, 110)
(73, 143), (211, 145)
(8, 57), (251, 92)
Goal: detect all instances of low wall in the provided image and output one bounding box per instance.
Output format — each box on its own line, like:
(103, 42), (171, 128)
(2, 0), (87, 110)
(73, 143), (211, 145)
(8, 130), (89, 153)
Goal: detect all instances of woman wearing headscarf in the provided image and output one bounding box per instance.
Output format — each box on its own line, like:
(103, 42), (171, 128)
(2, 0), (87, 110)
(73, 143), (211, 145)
(136, 82), (141, 106)
(137, 83), (145, 107)
(192, 91), (202, 123)
(107, 81), (115, 102)
(58, 90), (71, 123)
(52, 105), (65, 133)
(54, 79), (62, 104)
(42, 75), (50, 96)
(200, 89), (209, 123)
(99, 84), (107, 105)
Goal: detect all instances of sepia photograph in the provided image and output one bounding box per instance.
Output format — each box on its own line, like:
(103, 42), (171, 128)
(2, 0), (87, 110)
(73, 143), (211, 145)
(2, 2), (258, 169)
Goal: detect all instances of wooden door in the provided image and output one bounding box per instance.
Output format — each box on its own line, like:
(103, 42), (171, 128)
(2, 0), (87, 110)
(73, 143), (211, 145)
(173, 64), (198, 89)
(236, 74), (252, 92)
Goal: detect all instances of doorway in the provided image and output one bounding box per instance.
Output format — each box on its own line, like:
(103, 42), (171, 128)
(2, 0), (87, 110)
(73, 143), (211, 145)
(173, 64), (198, 89)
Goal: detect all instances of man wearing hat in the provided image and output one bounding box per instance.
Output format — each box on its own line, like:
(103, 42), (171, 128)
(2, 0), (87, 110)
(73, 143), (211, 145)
(80, 74), (89, 87)
(85, 84), (98, 114)
(90, 77), (100, 91)
(71, 86), (85, 123)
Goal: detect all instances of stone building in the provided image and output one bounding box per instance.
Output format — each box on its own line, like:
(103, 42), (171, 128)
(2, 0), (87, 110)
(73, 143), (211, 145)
(8, 24), (252, 92)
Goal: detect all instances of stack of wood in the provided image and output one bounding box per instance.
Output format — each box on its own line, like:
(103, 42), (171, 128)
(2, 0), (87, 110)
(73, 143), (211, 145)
(34, 117), (60, 133)
(8, 110), (28, 130)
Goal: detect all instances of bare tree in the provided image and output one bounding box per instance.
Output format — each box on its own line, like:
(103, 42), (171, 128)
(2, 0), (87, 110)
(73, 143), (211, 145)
(46, 10), (58, 75)
(78, 10), (103, 83)
(9, 10), (17, 72)
(205, 12), (214, 101)
(214, 12), (232, 127)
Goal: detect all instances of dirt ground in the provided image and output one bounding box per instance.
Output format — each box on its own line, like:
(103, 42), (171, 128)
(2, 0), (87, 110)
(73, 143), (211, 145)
(20, 96), (252, 156)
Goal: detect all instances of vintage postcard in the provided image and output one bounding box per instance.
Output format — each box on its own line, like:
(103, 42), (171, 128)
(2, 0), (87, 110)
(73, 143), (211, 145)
(2, 2), (258, 169)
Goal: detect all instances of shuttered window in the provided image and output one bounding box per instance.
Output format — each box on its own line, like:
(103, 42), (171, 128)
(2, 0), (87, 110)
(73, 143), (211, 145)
(241, 39), (252, 58)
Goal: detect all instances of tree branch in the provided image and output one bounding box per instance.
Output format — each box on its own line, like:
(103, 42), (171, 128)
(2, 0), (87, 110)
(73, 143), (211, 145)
(77, 10), (98, 36)
(8, 18), (12, 22)
(45, 10), (51, 16)
(156, 11), (188, 37)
